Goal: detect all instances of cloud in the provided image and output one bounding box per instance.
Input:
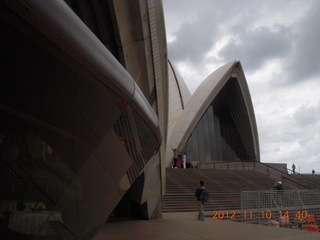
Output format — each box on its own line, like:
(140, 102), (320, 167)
(218, 25), (292, 72)
(168, 20), (218, 64)
(284, 2), (320, 83)
(166, 0), (258, 69)
(293, 102), (320, 126)
(256, 98), (320, 173)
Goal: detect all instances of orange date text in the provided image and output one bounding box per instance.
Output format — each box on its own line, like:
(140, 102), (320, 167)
(242, 210), (309, 219)
(212, 211), (237, 219)
(212, 210), (309, 220)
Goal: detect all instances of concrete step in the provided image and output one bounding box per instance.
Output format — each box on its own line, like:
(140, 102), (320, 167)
(162, 168), (286, 213)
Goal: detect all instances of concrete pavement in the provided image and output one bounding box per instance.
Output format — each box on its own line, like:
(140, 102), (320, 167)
(93, 212), (319, 240)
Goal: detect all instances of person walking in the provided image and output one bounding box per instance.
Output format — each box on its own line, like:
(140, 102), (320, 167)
(182, 152), (187, 169)
(274, 181), (284, 207)
(176, 152), (182, 168)
(195, 180), (208, 220)
(292, 164), (296, 174)
(172, 148), (178, 168)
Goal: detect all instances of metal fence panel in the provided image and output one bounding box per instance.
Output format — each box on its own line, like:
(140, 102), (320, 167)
(241, 190), (320, 225)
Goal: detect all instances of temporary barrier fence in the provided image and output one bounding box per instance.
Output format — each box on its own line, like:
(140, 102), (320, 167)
(240, 190), (320, 225)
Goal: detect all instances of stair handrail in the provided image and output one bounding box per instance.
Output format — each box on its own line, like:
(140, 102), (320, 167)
(201, 161), (257, 170)
(286, 168), (320, 187)
(203, 161), (320, 190)
(254, 162), (320, 190)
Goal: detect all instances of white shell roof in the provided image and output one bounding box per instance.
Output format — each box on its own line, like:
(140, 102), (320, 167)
(165, 60), (260, 166)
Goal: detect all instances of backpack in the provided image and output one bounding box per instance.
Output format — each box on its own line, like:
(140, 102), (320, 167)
(200, 188), (209, 202)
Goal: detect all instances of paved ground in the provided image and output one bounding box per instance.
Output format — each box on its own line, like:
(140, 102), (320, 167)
(93, 211), (319, 240)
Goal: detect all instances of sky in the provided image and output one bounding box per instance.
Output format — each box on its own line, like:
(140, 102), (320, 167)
(163, 0), (320, 174)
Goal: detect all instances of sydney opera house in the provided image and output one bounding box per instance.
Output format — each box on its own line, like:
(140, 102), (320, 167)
(0, 0), (259, 239)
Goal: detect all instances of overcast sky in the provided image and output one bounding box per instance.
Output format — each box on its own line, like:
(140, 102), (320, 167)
(163, 0), (320, 174)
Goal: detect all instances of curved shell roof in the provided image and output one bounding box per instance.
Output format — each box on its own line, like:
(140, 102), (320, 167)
(165, 61), (260, 166)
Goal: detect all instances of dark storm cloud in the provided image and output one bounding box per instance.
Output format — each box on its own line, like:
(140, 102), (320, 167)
(168, 20), (218, 64)
(165, 0), (320, 83)
(284, 2), (320, 83)
(164, 0), (298, 74)
(218, 24), (292, 72)
(164, 0), (258, 66)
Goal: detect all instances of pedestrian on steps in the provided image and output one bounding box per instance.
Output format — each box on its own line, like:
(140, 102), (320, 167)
(195, 180), (207, 221)
(182, 152), (187, 169)
(292, 164), (296, 174)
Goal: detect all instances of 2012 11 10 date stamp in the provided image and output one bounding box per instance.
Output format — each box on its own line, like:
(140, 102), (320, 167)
(212, 210), (309, 220)
(212, 210), (238, 219)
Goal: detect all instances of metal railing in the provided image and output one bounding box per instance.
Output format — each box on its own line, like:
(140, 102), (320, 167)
(240, 190), (320, 225)
(199, 161), (257, 170)
(200, 161), (320, 190)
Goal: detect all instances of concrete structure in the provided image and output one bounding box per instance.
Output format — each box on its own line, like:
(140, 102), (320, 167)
(165, 61), (260, 167)
(0, 1), (166, 239)
(0, 1), (259, 240)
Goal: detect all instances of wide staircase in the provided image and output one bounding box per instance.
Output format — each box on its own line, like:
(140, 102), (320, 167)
(162, 165), (308, 213)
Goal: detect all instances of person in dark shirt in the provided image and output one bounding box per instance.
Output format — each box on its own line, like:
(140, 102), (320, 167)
(195, 180), (206, 220)
(274, 181), (284, 207)
(274, 181), (284, 191)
